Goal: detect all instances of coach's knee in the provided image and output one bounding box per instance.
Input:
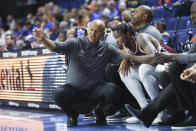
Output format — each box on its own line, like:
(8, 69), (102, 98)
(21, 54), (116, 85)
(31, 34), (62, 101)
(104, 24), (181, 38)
(104, 83), (122, 103)
(54, 87), (70, 106)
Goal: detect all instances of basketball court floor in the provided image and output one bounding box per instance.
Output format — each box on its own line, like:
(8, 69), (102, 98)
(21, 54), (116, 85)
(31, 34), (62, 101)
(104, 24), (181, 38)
(0, 107), (195, 131)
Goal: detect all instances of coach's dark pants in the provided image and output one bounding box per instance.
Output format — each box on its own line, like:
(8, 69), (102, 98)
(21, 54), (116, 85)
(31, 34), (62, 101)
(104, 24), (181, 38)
(54, 82), (122, 117)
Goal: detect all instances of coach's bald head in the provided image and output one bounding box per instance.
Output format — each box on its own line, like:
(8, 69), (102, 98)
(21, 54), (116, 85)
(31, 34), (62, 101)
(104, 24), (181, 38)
(87, 20), (105, 45)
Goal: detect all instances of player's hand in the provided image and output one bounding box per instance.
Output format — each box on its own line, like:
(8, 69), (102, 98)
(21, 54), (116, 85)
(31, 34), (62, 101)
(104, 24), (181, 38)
(118, 59), (130, 76)
(118, 43), (130, 59)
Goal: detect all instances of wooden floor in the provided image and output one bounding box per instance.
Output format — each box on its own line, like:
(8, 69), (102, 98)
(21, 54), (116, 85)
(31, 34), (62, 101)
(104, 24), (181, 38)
(0, 107), (195, 131)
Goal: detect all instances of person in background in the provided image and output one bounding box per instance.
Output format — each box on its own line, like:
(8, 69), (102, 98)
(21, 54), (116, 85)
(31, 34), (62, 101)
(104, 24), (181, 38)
(56, 31), (67, 42)
(90, 1), (103, 21)
(77, 8), (89, 27)
(6, 14), (15, 30)
(154, 21), (172, 46)
(15, 39), (24, 50)
(122, 10), (132, 24)
(100, 14), (110, 30)
(111, 16), (121, 28)
(66, 28), (76, 39)
(0, 40), (6, 52)
(59, 21), (68, 31)
(131, 5), (163, 41)
(5, 34), (16, 51)
(107, 0), (119, 20)
(49, 21), (59, 41)
(24, 34), (42, 49)
(118, 1), (127, 20)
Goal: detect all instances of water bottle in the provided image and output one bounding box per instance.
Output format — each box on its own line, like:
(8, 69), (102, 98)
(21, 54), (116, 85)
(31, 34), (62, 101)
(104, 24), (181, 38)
(186, 20), (191, 30)
(184, 20), (193, 51)
(186, 20), (192, 41)
(77, 27), (84, 38)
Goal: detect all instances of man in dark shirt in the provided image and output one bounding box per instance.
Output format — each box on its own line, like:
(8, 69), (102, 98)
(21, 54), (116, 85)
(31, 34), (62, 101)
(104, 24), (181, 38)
(33, 20), (122, 126)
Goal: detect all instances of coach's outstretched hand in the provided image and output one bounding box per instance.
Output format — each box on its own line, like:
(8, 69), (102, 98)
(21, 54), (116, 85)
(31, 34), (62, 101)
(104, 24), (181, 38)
(32, 21), (55, 51)
(33, 21), (46, 41)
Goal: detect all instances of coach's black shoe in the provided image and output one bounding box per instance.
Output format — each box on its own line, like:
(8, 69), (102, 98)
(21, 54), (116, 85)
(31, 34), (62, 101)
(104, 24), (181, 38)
(125, 104), (157, 128)
(67, 115), (78, 127)
(94, 107), (107, 125)
(67, 112), (79, 127)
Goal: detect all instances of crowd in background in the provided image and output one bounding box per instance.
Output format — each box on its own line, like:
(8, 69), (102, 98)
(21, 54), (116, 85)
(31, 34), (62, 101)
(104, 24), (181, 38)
(0, 0), (192, 52)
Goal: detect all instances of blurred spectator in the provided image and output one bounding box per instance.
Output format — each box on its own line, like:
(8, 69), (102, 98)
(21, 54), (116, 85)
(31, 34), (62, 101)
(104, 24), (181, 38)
(71, 8), (78, 19)
(69, 18), (78, 28)
(15, 39), (24, 50)
(154, 21), (172, 45)
(42, 14), (53, 30)
(44, 2), (54, 12)
(77, 8), (89, 27)
(118, 1), (127, 20)
(0, 25), (12, 43)
(66, 28), (76, 39)
(85, 4), (95, 19)
(6, 14), (15, 30)
(26, 13), (33, 23)
(14, 19), (23, 38)
(5, 34), (16, 51)
(111, 16), (121, 28)
(90, 1), (104, 21)
(16, 22), (33, 40)
(24, 35), (42, 49)
(0, 40), (6, 52)
(37, 6), (46, 17)
(59, 21), (68, 31)
(107, 0), (119, 20)
(52, 5), (62, 22)
(63, 11), (71, 24)
(101, 14), (110, 28)
(33, 18), (41, 28)
(49, 21), (59, 40)
(23, 22), (33, 36)
(0, 17), (4, 28)
(121, 10), (132, 23)
(56, 31), (67, 42)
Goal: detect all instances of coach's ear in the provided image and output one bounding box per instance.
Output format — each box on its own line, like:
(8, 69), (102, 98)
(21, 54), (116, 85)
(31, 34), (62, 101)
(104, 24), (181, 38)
(142, 13), (148, 21)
